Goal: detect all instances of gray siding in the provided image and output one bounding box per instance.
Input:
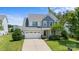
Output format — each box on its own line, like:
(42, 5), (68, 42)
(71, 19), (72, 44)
(24, 15), (55, 28)
(42, 16), (54, 28)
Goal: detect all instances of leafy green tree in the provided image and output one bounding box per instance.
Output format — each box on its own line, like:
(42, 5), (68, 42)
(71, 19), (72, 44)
(73, 8), (79, 39)
(8, 24), (14, 32)
(64, 11), (76, 34)
(51, 23), (63, 36)
(62, 7), (79, 39)
(8, 24), (13, 28)
(48, 7), (57, 16)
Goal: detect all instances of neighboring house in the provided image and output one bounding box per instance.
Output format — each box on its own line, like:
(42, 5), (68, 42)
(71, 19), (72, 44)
(0, 15), (8, 36)
(22, 12), (58, 39)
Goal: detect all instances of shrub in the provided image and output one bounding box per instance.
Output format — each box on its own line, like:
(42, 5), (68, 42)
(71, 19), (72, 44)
(12, 28), (24, 41)
(61, 30), (68, 40)
(74, 29), (79, 40)
(76, 36), (79, 40)
(48, 35), (60, 40)
(41, 35), (46, 39)
(68, 34), (74, 38)
(48, 35), (53, 40)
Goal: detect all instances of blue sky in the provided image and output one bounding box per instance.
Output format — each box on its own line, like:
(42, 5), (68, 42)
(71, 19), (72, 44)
(0, 7), (74, 26)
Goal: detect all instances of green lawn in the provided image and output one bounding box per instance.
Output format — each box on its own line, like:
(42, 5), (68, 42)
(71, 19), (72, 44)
(0, 33), (24, 51)
(46, 38), (79, 51)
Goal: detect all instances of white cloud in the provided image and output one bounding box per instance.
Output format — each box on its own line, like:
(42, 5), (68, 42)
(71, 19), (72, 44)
(50, 7), (75, 13)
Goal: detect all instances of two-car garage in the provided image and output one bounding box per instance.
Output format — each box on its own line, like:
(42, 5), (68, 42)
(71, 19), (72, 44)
(24, 30), (42, 39)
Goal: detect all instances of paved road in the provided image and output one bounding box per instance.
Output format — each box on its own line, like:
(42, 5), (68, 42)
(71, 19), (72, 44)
(22, 39), (51, 51)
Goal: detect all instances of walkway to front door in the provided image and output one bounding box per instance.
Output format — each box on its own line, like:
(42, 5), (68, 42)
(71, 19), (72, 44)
(22, 39), (51, 51)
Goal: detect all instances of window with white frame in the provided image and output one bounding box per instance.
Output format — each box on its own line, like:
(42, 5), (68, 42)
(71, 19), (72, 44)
(49, 21), (53, 26)
(43, 21), (47, 27)
(32, 21), (38, 26)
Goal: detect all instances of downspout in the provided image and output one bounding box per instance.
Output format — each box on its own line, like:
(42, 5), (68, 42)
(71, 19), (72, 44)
(41, 21), (42, 38)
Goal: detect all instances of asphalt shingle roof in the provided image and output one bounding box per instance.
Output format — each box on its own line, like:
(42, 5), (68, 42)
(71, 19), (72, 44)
(0, 15), (6, 20)
(28, 13), (58, 22)
(28, 14), (47, 21)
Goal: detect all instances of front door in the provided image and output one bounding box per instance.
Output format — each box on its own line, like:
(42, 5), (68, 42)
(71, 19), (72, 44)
(44, 30), (47, 36)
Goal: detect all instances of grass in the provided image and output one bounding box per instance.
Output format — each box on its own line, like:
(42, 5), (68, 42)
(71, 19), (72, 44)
(0, 33), (24, 51)
(46, 38), (79, 51)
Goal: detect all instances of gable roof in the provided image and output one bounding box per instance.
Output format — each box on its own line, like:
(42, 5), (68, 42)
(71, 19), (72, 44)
(27, 13), (58, 22)
(28, 14), (47, 21)
(43, 15), (54, 21)
(48, 12), (58, 22)
(0, 15), (7, 20)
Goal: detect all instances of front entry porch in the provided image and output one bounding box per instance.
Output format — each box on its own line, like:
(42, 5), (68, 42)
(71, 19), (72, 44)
(43, 30), (51, 37)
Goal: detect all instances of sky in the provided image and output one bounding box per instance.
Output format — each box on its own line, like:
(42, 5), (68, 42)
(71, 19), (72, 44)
(0, 7), (74, 26)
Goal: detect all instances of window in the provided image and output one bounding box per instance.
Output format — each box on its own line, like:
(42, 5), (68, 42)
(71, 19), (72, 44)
(49, 21), (53, 26)
(43, 21), (47, 27)
(32, 21), (38, 26)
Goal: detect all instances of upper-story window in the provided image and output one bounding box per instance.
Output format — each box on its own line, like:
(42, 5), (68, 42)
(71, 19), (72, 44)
(49, 21), (53, 27)
(32, 21), (38, 27)
(43, 21), (47, 27)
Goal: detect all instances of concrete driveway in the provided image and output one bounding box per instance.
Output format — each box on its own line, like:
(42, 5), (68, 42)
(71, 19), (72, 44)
(22, 39), (51, 51)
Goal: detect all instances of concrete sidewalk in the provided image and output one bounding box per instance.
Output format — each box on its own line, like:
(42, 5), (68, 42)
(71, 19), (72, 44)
(22, 39), (51, 51)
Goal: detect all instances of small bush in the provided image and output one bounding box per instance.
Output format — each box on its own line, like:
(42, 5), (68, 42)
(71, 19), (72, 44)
(68, 34), (74, 38)
(12, 28), (24, 41)
(48, 35), (53, 40)
(48, 35), (60, 40)
(60, 37), (66, 41)
(76, 36), (79, 40)
(41, 35), (46, 39)
(74, 30), (79, 40)
(61, 30), (68, 40)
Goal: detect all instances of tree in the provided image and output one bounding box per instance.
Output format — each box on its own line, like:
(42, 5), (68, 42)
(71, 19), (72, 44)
(63, 7), (79, 39)
(8, 24), (14, 32)
(8, 24), (13, 28)
(64, 11), (76, 34)
(51, 23), (63, 36)
(73, 8), (79, 39)
(56, 12), (63, 20)
(48, 7), (56, 16)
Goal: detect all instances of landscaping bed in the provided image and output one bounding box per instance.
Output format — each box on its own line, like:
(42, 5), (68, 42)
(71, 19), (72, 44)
(0, 33), (24, 51)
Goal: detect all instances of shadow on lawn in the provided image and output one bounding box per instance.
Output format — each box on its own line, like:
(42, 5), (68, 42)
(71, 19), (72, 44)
(10, 40), (21, 42)
(58, 40), (79, 48)
(10, 40), (14, 42)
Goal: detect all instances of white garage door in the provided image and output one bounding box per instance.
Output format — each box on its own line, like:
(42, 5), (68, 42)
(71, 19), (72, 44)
(25, 31), (41, 39)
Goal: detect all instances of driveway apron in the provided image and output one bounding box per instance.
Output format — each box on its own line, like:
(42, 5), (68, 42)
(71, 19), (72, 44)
(22, 39), (51, 51)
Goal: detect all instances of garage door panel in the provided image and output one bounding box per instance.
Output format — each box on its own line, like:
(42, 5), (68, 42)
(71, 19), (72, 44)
(25, 31), (41, 39)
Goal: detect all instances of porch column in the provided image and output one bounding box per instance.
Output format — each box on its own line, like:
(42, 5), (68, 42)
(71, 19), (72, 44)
(48, 30), (51, 35)
(47, 30), (51, 37)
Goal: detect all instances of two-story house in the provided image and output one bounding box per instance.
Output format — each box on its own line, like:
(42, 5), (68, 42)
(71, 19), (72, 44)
(22, 12), (58, 39)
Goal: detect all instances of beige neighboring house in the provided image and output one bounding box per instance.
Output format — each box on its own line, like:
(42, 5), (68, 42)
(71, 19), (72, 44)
(0, 15), (8, 36)
(20, 12), (58, 39)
